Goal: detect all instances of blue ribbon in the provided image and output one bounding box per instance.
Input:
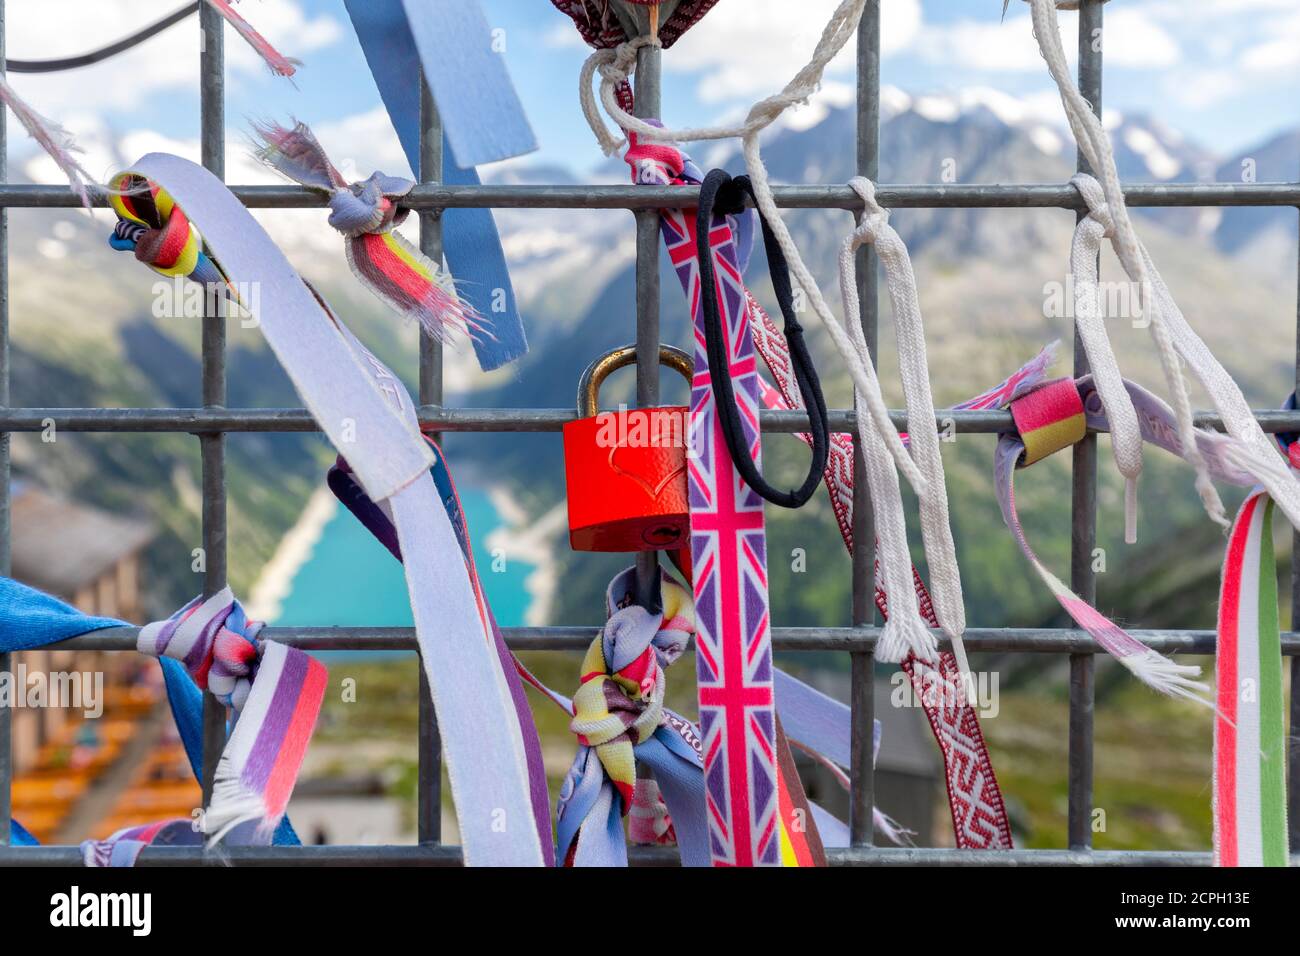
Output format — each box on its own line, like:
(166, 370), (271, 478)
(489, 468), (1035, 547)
(1, 577), (298, 847)
(343, 0), (530, 371)
(556, 719), (711, 867)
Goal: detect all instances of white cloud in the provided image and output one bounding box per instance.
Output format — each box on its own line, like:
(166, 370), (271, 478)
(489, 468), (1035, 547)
(1240, 37), (1300, 73)
(309, 107), (412, 180)
(3, 0), (341, 115)
(1101, 9), (1182, 68)
(915, 8), (1179, 73)
(1159, 7), (1300, 108)
(542, 20), (588, 50)
(913, 12), (1049, 73)
(661, 0), (921, 102)
(777, 80), (856, 131)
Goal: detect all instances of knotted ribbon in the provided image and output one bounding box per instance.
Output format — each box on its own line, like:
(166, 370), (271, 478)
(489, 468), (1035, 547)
(105, 152), (546, 865)
(341, 0), (532, 370)
(0, 576), (305, 858)
(109, 178), (227, 286)
(138, 589), (264, 712)
(253, 120), (484, 346)
(570, 571), (692, 812)
(993, 372), (1269, 702)
(80, 588), (327, 865)
(556, 567), (712, 866)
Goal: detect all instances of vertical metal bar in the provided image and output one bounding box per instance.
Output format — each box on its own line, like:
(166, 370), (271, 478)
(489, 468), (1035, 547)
(848, 0), (880, 848)
(0, 0), (11, 847)
(633, 42), (662, 609)
(1291, 207), (1300, 854)
(416, 74), (443, 845)
(1068, 0), (1103, 851)
(198, 1), (227, 808)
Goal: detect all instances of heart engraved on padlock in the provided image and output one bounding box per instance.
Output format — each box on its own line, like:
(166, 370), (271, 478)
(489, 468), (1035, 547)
(607, 419), (687, 500)
(562, 344), (693, 553)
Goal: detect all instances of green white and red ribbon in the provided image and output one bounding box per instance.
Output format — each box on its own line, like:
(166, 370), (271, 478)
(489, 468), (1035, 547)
(1215, 489), (1288, 867)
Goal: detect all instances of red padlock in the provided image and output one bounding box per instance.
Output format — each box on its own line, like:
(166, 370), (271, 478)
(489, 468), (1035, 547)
(563, 345), (693, 552)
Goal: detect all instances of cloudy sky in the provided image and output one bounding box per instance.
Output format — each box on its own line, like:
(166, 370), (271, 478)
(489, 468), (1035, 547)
(5, 0), (1298, 181)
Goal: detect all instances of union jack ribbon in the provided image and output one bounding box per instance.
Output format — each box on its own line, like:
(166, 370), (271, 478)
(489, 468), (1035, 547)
(627, 132), (780, 866)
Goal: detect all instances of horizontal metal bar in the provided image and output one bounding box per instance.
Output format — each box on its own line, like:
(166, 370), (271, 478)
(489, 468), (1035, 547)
(3, 182), (1298, 210)
(4, 406), (1300, 434)
(0, 844), (1266, 866)
(50, 624), (1292, 655)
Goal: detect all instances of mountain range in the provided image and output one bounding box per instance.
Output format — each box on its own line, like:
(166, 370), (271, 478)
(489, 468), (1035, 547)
(7, 89), (1297, 633)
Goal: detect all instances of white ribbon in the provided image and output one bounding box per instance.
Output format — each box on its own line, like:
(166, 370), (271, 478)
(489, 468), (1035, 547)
(118, 153), (545, 866)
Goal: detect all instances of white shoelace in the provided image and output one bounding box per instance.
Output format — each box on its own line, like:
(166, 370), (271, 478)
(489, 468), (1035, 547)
(1069, 173), (1143, 543)
(840, 178), (970, 679)
(576, 0), (970, 680)
(1030, 0), (1300, 531)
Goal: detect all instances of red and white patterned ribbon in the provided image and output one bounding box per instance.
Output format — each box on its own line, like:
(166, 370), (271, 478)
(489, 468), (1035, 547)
(752, 292), (1034, 850)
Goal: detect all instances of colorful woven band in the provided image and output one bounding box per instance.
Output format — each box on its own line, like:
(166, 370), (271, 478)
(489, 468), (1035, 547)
(643, 144), (784, 866)
(996, 374), (1268, 702)
(1009, 376), (1086, 466)
(1215, 490), (1288, 866)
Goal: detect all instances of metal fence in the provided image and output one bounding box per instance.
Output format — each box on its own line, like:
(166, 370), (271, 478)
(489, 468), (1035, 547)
(1, 1), (1299, 866)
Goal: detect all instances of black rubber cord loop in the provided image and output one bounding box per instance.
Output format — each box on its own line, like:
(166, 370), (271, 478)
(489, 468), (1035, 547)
(695, 168), (831, 509)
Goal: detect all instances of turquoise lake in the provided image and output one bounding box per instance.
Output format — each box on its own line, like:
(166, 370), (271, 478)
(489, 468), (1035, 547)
(272, 487), (535, 629)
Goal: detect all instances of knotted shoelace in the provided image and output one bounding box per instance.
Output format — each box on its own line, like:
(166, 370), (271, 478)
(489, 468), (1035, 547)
(579, 2), (970, 683)
(757, 312), (1040, 849)
(252, 120), (485, 345)
(839, 177), (969, 678)
(1028, 0), (1300, 538)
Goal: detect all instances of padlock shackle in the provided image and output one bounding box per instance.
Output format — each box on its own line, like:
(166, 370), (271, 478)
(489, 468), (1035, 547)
(576, 344), (693, 418)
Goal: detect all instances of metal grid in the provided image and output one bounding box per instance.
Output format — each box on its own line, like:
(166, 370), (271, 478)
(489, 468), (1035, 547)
(0, 1), (1298, 866)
